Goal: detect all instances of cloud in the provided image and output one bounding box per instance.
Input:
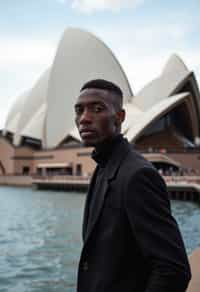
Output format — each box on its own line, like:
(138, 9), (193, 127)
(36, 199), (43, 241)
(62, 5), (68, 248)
(71, 0), (144, 13)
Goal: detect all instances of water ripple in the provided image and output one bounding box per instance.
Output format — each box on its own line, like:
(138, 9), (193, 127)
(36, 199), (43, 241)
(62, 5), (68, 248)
(0, 187), (199, 291)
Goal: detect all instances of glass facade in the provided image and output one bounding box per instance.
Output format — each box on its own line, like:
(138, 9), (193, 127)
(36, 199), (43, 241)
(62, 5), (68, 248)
(136, 104), (195, 149)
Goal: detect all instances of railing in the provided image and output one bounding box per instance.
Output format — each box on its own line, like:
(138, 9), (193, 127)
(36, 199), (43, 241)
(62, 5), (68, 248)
(163, 176), (200, 185)
(1, 174), (200, 189)
(0, 175), (32, 186)
(32, 174), (90, 181)
(139, 148), (200, 154)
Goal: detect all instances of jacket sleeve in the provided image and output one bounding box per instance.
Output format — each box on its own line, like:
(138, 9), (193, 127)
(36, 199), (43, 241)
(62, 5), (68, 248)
(124, 167), (191, 292)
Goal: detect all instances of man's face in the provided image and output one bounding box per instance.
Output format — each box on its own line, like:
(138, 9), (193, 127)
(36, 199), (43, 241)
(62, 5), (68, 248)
(74, 88), (121, 147)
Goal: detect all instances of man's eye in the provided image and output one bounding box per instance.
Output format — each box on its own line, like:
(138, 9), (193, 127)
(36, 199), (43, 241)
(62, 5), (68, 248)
(75, 107), (83, 115)
(93, 105), (104, 113)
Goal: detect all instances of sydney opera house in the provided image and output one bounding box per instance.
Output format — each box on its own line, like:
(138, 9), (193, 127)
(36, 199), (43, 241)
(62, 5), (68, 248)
(0, 27), (200, 190)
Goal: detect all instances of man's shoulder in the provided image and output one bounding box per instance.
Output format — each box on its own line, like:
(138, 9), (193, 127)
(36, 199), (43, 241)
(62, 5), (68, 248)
(119, 146), (166, 193)
(118, 144), (158, 181)
(125, 145), (153, 169)
(111, 137), (157, 179)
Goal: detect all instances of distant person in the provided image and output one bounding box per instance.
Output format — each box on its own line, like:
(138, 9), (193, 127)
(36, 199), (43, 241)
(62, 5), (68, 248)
(74, 79), (191, 292)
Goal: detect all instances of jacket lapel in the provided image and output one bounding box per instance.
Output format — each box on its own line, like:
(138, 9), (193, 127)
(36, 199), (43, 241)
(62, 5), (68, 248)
(84, 174), (109, 243)
(82, 166), (99, 242)
(83, 138), (131, 245)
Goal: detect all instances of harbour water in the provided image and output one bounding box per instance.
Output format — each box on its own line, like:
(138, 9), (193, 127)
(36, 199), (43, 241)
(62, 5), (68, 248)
(0, 187), (199, 292)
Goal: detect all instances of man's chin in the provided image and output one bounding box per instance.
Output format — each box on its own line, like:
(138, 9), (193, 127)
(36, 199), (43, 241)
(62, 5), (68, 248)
(81, 139), (96, 147)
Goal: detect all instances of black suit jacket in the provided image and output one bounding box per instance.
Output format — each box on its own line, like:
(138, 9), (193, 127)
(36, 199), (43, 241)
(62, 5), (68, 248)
(77, 138), (191, 292)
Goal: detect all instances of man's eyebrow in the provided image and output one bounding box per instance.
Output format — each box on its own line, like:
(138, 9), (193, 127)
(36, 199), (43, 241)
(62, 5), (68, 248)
(75, 101), (106, 107)
(74, 103), (81, 108)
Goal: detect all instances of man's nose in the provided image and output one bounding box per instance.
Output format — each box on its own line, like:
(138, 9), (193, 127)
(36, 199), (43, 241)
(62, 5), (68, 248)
(79, 109), (92, 124)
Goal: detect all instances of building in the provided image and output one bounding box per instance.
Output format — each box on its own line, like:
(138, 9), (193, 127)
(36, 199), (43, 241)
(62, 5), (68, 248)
(1, 27), (200, 189)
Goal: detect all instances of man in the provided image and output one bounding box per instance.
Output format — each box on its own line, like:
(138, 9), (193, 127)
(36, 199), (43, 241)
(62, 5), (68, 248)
(74, 79), (191, 292)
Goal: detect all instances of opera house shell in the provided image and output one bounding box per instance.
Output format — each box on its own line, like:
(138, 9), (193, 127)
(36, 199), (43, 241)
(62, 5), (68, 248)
(1, 27), (200, 185)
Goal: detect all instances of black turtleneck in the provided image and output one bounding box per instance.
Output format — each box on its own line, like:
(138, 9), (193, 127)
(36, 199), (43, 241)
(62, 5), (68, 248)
(91, 134), (123, 167)
(88, 134), (124, 224)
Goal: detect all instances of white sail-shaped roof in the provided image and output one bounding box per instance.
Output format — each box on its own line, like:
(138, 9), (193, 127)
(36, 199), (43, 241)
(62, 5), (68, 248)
(122, 102), (142, 135)
(68, 127), (81, 141)
(13, 69), (50, 145)
(44, 27), (133, 148)
(126, 92), (194, 142)
(4, 91), (29, 134)
(134, 54), (190, 110)
(20, 104), (46, 139)
(3, 27), (200, 150)
(162, 54), (189, 76)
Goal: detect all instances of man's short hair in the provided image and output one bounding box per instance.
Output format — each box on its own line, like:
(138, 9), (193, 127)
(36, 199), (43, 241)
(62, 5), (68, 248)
(80, 79), (123, 109)
(81, 79), (123, 98)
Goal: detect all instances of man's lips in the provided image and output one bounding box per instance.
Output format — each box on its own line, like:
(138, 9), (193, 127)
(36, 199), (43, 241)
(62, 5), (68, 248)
(80, 129), (96, 138)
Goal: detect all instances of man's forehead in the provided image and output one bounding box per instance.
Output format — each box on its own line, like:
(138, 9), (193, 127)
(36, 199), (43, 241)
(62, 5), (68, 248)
(80, 88), (109, 97)
(77, 88), (111, 103)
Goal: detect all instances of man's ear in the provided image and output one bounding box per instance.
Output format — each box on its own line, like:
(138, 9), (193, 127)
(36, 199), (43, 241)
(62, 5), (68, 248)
(115, 109), (125, 126)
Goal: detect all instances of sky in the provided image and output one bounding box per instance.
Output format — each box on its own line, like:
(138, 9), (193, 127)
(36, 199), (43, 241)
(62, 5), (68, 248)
(0, 0), (200, 128)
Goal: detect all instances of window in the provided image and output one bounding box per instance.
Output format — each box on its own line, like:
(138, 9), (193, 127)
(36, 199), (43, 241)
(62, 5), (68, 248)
(76, 164), (82, 176)
(22, 166), (30, 175)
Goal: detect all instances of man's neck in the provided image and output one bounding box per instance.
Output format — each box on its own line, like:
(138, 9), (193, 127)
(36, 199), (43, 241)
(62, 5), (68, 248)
(92, 134), (123, 167)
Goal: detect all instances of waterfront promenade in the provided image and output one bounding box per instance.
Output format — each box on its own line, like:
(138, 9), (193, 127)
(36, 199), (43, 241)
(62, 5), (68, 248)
(187, 247), (200, 292)
(1, 174), (200, 202)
